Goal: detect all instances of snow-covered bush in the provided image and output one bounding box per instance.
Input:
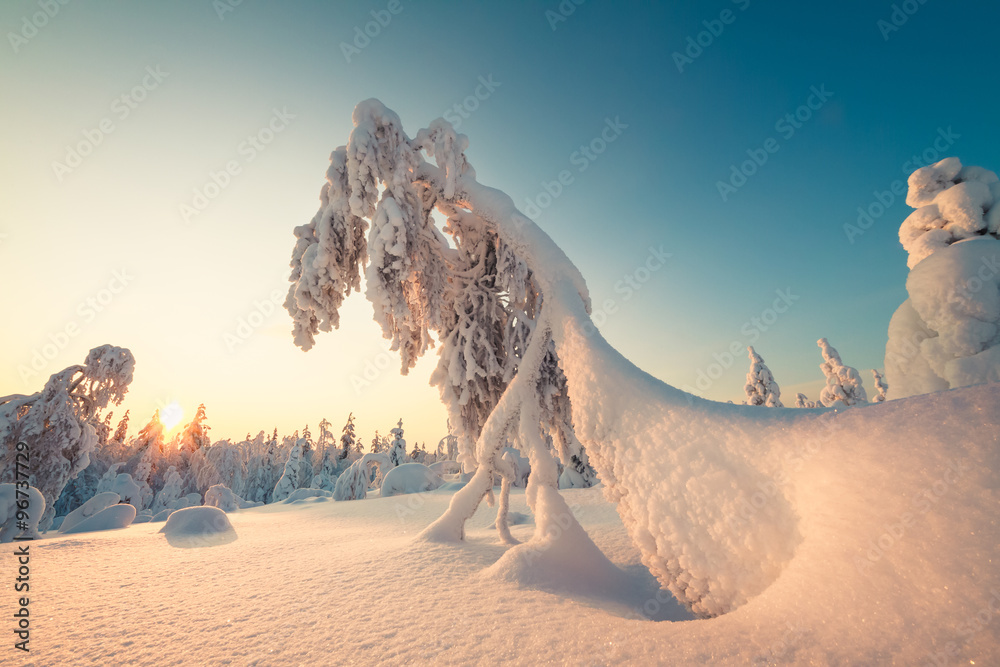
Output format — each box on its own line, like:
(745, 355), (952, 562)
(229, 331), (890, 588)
(817, 338), (868, 407)
(380, 463), (444, 497)
(107, 472), (142, 507)
(204, 484), (261, 512)
(743, 346), (783, 407)
(0, 345), (135, 530)
(170, 492), (203, 511)
(871, 369), (888, 402)
(793, 393), (816, 408)
(333, 452), (390, 501)
(151, 467), (184, 514)
(0, 484), (45, 542)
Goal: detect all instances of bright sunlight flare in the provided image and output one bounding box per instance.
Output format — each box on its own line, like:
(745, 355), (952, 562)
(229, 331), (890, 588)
(159, 401), (184, 430)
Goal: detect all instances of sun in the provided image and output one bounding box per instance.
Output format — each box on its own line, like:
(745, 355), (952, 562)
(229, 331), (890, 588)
(159, 402), (184, 430)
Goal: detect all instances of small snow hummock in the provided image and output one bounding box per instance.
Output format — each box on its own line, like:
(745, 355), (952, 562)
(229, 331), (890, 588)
(380, 463), (444, 497)
(159, 506), (237, 548)
(60, 503), (136, 535)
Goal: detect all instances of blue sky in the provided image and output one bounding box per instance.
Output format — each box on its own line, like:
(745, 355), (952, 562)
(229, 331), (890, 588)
(1, 0), (997, 443)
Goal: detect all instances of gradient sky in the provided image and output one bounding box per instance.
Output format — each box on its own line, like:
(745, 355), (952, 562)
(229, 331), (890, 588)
(2, 0), (998, 445)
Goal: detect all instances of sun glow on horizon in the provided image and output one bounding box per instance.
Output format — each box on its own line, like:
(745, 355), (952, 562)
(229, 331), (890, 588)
(159, 402), (184, 431)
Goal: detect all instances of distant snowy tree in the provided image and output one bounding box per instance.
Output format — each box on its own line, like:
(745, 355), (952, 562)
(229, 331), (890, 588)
(131, 411), (166, 510)
(0, 345), (135, 530)
(178, 404), (211, 456)
(369, 431), (384, 454)
(271, 438), (304, 502)
(871, 369), (888, 403)
(106, 409), (131, 461)
(886, 158), (1000, 398)
(388, 419), (407, 467)
(333, 452), (391, 501)
(817, 339), (868, 408)
(297, 425), (315, 489)
(96, 463), (124, 494)
(793, 393), (816, 409)
(152, 467), (184, 514)
(436, 432), (459, 461)
(339, 413), (356, 461)
(743, 346), (783, 407)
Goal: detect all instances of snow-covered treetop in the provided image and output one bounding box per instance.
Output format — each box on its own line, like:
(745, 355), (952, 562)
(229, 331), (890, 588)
(871, 369), (888, 403)
(793, 393), (815, 409)
(817, 338), (868, 408)
(743, 346), (783, 408)
(900, 158), (1000, 269)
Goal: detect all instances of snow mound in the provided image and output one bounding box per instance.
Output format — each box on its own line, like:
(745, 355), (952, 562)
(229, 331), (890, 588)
(159, 506), (237, 548)
(0, 484), (45, 542)
(204, 484), (261, 512)
(483, 486), (632, 600)
(61, 503), (136, 534)
(282, 488), (333, 503)
(380, 463), (444, 497)
(59, 492), (120, 533)
(132, 514), (152, 524)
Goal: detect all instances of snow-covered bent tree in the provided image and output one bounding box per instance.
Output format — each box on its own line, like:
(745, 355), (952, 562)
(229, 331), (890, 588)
(282, 101), (989, 618)
(0, 345), (135, 530)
